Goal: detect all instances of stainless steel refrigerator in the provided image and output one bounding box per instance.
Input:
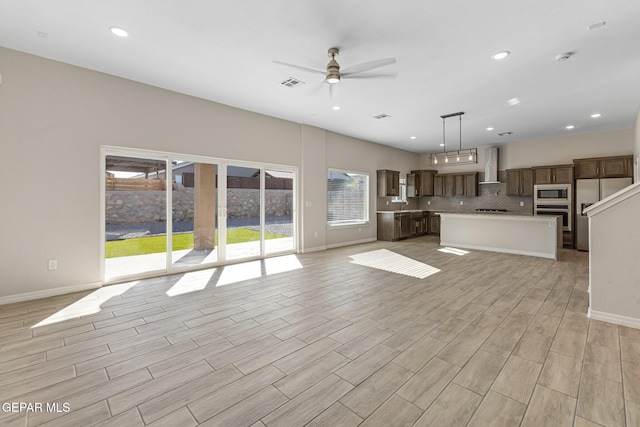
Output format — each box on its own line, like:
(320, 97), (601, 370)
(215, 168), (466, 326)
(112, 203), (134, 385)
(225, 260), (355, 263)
(576, 177), (632, 250)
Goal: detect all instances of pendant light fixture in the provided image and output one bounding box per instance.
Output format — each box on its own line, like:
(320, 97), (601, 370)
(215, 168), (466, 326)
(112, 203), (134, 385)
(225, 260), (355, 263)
(430, 111), (478, 166)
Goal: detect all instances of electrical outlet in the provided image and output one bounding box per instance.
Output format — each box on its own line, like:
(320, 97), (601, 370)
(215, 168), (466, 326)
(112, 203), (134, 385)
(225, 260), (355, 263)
(48, 259), (58, 270)
(314, 231), (318, 238)
(427, 201), (431, 205)
(520, 201), (525, 207)
(358, 227), (362, 232)
(386, 201), (389, 205)
(460, 201), (464, 206)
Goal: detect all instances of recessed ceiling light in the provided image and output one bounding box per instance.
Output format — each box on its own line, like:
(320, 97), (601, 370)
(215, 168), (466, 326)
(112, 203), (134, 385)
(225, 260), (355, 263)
(109, 26), (129, 37)
(410, 136), (417, 140)
(492, 51), (510, 60)
(332, 106), (341, 111)
(507, 97), (521, 106)
(566, 125), (575, 130)
(590, 113), (602, 118)
(486, 127), (494, 131)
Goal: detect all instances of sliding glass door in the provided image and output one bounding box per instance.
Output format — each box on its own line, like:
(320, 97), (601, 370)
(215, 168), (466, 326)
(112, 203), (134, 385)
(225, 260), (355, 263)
(226, 165), (262, 261)
(265, 169), (295, 254)
(104, 154), (168, 280)
(171, 160), (220, 268)
(103, 148), (296, 283)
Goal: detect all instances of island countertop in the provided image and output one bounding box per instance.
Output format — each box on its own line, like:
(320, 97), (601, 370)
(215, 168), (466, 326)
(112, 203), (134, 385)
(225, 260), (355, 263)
(438, 212), (562, 259)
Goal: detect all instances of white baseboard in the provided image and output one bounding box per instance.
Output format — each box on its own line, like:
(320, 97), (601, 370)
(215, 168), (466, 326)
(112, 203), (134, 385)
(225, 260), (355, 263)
(300, 245), (327, 254)
(326, 238), (377, 250)
(0, 282), (102, 306)
(589, 309), (640, 330)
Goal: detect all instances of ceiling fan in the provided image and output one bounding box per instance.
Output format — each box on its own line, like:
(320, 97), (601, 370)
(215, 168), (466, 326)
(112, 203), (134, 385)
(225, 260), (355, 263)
(274, 48), (396, 98)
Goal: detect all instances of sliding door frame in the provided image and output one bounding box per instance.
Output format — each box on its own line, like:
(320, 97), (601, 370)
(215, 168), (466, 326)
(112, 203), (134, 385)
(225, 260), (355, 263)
(101, 146), (298, 285)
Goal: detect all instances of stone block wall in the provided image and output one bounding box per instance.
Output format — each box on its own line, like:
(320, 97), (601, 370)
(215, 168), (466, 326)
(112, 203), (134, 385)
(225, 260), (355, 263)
(105, 188), (292, 224)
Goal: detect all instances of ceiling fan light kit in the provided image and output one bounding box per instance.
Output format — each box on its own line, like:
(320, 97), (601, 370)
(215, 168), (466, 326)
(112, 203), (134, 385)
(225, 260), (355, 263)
(326, 48), (341, 84)
(431, 111), (478, 166)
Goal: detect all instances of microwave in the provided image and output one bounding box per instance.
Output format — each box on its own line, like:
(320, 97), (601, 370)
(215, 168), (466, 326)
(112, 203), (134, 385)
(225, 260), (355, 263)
(534, 184), (571, 204)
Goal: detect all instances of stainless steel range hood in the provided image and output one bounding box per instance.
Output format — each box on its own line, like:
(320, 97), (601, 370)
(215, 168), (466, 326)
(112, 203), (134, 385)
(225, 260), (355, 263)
(479, 147), (500, 184)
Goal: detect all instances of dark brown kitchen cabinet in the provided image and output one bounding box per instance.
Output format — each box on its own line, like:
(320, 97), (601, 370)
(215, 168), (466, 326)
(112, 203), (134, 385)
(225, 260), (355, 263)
(454, 173), (478, 196)
(433, 175), (444, 196)
(444, 175), (456, 196)
(533, 165), (573, 184)
(574, 155), (633, 179)
(428, 213), (440, 234)
(464, 173), (478, 196)
(455, 175), (464, 196)
(377, 169), (400, 197)
(506, 168), (533, 196)
(406, 173), (418, 197)
(410, 169), (436, 196)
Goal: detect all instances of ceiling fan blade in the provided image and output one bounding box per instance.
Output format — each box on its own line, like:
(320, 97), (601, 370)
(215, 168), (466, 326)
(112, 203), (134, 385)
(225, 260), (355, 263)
(343, 73), (397, 80)
(341, 58), (396, 76)
(272, 60), (325, 75)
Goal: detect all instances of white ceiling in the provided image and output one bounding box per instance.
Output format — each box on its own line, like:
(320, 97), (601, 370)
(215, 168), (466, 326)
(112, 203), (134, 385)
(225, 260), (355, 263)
(1, 0), (639, 153)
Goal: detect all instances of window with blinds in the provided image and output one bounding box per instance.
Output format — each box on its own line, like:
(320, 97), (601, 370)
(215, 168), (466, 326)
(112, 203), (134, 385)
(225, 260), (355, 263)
(327, 169), (369, 225)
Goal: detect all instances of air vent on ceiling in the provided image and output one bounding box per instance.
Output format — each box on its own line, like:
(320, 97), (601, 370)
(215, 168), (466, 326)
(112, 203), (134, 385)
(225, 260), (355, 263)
(498, 131), (514, 136)
(280, 77), (305, 88)
(373, 113), (392, 120)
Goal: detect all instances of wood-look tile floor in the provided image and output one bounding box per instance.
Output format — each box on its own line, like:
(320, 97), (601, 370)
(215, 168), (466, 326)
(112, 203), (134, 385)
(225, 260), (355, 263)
(2, 236), (639, 426)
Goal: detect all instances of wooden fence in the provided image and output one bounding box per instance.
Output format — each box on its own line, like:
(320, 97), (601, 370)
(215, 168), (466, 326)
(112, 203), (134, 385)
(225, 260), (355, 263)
(106, 177), (166, 191)
(106, 176), (292, 191)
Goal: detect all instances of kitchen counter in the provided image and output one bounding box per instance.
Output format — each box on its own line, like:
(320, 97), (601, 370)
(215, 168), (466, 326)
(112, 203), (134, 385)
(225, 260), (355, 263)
(439, 212), (562, 259)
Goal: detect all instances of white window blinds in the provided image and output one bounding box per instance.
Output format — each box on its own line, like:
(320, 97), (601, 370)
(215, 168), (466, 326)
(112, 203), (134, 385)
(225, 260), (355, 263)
(327, 169), (369, 224)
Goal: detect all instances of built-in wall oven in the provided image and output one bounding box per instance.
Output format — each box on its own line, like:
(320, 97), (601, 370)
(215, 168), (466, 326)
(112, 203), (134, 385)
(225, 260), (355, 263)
(534, 184), (572, 232)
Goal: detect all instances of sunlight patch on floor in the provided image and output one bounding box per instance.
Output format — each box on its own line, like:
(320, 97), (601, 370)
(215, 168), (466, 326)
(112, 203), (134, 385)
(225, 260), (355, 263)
(264, 254), (303, 276)
(32, 281), (140, 327)
(438, 246), (470, 256)
(165, 254), (304, 296)
(349, 249), (440, 279)
(166, 269), (217, 296)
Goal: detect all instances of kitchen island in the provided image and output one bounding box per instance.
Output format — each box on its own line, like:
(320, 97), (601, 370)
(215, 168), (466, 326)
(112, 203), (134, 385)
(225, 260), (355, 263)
(439, 212), (562, 259)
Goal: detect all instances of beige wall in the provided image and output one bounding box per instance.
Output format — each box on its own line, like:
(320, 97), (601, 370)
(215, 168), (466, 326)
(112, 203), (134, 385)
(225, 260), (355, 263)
(418, 128), (634, 173)
(0, 46), (417, 301)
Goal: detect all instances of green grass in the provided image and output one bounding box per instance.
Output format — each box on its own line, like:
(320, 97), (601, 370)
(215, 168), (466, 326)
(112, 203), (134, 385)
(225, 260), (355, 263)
(106, 229), (284, 258)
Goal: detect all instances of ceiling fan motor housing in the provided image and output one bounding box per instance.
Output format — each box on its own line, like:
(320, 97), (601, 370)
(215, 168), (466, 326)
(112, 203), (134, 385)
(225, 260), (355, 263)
(326, 47), (341, 84)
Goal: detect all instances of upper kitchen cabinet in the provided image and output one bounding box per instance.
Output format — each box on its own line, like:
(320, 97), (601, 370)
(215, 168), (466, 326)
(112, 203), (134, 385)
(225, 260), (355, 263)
(434, 172), (477, 197)
(506, 168), (533, 196)
(410, 170), (436, 197)
(444, 174), (456, 197)
(406, 172), (418, 197)
(377, 169), (400, 197)
(454, 172), (479, 197)
(433, 174), (444, 196)
(532, 165), (573, 185)
(574, 155), (633, 179)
